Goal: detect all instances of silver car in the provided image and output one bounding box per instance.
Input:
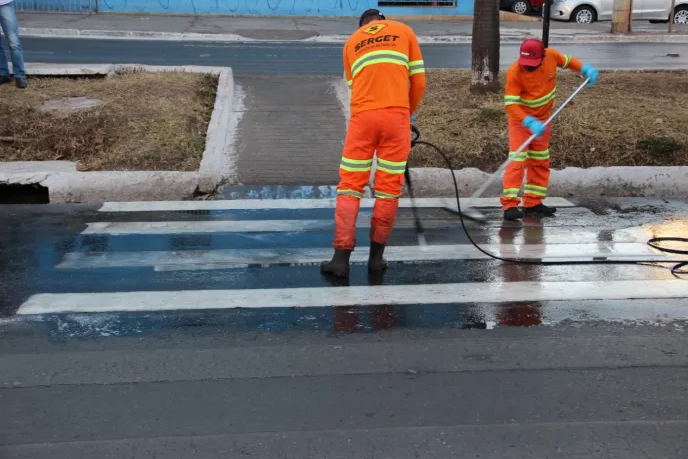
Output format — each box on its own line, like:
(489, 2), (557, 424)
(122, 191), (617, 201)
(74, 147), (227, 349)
(550, 0), (688, 24)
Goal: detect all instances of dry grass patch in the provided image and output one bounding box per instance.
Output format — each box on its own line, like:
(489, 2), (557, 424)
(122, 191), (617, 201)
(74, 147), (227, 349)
(411, 69), (688, 172)
(0, 71), (218, 171)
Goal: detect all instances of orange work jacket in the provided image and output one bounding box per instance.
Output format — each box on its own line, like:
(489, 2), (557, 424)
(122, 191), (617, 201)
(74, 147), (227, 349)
(343, 19), (426, 117)
(504, 48), (583, 123)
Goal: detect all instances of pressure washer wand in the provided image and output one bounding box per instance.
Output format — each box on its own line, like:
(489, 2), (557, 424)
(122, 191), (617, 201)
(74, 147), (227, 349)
(456, 77), (591, 221)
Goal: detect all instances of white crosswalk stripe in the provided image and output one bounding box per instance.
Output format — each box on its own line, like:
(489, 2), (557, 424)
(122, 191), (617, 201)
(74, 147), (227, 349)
(97, 197), (577, 212)
(57, 242), (684, 271)
(17, 280), (688, 315)
(15, 197), (688, 316)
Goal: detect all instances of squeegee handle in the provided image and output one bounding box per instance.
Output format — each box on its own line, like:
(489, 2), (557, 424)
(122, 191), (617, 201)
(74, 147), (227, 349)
(462, 77), (590, 209)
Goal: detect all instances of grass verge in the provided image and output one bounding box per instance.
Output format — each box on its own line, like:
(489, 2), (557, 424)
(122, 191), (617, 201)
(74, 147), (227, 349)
(0, 71), (218, 171)
(411, 69), (688, 172)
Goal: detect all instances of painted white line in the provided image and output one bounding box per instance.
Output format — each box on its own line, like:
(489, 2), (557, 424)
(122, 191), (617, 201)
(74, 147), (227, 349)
(16, 280), (688, 315)
(82, 220), (336, 234)
(56, 242), (676, 270)
(98, 197), (575, 212)
(153, 263), (251, 272)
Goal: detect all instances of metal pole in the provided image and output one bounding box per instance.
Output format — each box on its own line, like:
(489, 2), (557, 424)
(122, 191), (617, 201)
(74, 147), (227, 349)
(669, 0), (677, 32)
(461, 77), (591, 211)
(542, 0), (553, 47)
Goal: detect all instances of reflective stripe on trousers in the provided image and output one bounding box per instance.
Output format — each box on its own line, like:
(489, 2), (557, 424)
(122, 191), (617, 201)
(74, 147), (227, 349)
(500, 120), (552, 210)
(333, 106), (411, 250)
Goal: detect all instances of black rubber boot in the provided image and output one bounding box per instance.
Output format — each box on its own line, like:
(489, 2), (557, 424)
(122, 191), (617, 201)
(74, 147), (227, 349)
(504, 207), (523, 221)
(15, 78), (27, 89)
(320, 249), (352, 278)
(368, 241), (388, 272)
(523, 203), (556, 216)
(0, 76), (10, 85)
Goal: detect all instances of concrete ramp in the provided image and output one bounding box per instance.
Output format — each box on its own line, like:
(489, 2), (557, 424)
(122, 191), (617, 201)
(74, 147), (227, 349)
(234, 75), (346, 186)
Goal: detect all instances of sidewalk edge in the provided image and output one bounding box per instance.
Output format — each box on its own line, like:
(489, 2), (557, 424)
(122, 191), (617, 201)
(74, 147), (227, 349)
(1, 63), (238, 203)
(406, 166), (688, 199)
(18, 27), (688, 44)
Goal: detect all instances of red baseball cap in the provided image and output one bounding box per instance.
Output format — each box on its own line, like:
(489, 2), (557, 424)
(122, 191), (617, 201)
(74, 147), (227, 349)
(519, 38), (545, 66)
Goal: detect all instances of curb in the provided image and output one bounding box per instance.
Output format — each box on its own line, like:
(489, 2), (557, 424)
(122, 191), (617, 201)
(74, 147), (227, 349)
(405, 167), (688, 198)
(0, 63), (240, 203)
(198, 66), (239, 190)
(335, 74), (688, 199)
(18, 27), (688, 44)
(0, 170), (200, 202)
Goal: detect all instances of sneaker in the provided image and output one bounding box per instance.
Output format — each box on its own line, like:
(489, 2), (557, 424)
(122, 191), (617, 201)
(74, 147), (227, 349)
(504, 207), (523, 221)
(15, 77), (27, 89)
(0, 76), (10, 85)
(523, 204), (556, 216)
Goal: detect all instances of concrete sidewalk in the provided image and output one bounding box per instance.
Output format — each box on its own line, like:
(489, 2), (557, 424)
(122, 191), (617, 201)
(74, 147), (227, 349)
(16, 12), (688, 43)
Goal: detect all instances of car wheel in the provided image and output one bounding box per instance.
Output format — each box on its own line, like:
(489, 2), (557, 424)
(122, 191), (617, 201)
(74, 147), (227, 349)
(674, 5), (688, 24)
(571, 5), (596, 23)
(511, 0), (530, 15)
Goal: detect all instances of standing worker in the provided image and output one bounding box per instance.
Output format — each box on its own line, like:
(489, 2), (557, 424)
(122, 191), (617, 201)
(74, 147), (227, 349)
(501, 38), (598, 221)
(0, 0), (27, 88)
(321, 9), (426, 278)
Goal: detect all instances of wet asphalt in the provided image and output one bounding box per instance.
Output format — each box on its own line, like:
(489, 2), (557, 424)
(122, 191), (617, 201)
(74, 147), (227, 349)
(1, 196), (688, 457)
(19, 38), (688, 73)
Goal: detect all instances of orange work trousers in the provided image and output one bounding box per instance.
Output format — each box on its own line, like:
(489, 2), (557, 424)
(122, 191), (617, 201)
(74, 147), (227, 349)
(500, 119), (552, 210)
(333, 106), (411, 250)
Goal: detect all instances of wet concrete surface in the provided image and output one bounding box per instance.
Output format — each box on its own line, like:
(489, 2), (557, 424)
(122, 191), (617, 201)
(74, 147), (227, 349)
(20, 38), (688, 73)
(1, 196), (688, 457)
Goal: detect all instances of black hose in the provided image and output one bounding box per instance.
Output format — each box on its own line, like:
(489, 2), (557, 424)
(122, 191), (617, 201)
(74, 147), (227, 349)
(408, 130), (688, 279)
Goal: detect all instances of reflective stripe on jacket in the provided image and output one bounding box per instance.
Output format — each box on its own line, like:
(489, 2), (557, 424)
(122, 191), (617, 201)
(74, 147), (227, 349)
(343, 19), (426, 116)
(504, 48), (583, 123)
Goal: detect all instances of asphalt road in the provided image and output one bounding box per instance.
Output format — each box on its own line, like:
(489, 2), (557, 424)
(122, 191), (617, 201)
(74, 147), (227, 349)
(1, 195), (688, 457)
(21, 38), (688, 74)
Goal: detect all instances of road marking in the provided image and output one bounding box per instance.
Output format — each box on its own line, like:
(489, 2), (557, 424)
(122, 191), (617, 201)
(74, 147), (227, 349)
(86, 210), (608, 234)
(16, 280), (688, 315)
(98, 197), (575, 212)
(82, 220), (335, 234)
(56, 242), (675, 270)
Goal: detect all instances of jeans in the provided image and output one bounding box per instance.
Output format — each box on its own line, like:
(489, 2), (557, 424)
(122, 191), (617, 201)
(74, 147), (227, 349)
(0, 1), (24, 79)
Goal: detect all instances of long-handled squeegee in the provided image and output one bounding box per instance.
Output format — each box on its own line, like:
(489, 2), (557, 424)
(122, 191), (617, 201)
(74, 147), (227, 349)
(444, 77), (592, 223)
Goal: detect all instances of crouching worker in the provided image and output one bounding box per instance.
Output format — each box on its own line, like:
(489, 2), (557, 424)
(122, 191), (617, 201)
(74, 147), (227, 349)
(321, 8), (426, 278)
(501, 38), (599, 221)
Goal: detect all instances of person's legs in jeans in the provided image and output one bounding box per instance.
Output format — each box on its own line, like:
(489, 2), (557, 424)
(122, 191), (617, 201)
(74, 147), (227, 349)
(0, 15), (9, 80)
(0, 2), (26, 85)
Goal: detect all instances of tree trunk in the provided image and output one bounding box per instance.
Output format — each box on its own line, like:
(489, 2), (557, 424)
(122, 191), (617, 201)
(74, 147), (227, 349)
(471, 0), (501, 93)
(611, 0), (633, 33)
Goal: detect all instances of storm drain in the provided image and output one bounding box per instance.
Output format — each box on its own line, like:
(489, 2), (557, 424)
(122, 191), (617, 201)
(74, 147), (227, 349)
(0, 183), (49, 204)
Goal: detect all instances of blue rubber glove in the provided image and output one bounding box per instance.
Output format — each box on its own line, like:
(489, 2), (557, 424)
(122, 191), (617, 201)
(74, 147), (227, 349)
(580, 63), (599, 87)
(411, 114), (417, 121)
(522, 115), (545, 138)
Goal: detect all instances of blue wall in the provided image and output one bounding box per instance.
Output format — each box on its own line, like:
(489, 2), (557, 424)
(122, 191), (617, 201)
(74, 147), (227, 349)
(18, 0), (474, 16)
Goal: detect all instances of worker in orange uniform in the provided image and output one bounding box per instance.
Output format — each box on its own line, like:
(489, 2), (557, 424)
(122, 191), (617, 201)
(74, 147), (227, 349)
(321, 8), (426, 278)
(501, 38), (598, 221)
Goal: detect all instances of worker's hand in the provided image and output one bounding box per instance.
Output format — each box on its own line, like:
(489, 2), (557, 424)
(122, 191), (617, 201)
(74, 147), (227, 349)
(522, 115), (545, 138)
(411, 114), (417, 121)
(580, 63), (599, 87)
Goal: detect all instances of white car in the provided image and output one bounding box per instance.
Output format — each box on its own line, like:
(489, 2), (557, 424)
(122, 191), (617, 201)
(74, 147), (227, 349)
(550, 0), (688, 24)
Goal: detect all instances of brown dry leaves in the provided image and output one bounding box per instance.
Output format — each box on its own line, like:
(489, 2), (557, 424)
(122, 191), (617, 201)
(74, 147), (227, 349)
(0, 71), (218, 171)
(411, 69), (688, 172)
